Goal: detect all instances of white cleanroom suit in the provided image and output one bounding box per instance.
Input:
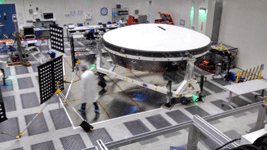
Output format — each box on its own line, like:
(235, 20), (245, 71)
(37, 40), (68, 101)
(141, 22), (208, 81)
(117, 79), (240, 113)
(81, 70), (99, 104)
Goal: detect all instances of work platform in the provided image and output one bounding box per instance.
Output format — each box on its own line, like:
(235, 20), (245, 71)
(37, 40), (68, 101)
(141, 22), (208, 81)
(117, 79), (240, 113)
(0, 40), (265, 150)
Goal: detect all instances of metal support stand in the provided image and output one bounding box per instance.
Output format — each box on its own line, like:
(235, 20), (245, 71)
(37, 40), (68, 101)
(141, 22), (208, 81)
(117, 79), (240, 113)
(248, 104), (266, 133)
(8, 14), (30, 66)
(198, 75), (204, 101)
(165, 80), (172, 106)
(175, 58), (200, 97)
(255, 89), (265, 99)
(187, 115), (239, 150)
(187, 124), (200, 150)
(222, 92), (235, 109)
(13, 15), (23, 62)
(96, 44), (201, 104)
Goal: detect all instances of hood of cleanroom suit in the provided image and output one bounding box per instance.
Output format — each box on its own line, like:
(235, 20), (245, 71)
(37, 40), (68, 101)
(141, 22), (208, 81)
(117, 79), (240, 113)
(81, 70), (99, 103)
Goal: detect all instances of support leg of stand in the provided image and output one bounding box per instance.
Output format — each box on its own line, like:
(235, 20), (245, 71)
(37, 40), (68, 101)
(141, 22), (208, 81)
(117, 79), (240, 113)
(255, 89), (265, 99)
(248, 105), (266, 133)
(261, 90), (265, 97)
(222, 92), (234, 109)
(187, 124), (199, 150)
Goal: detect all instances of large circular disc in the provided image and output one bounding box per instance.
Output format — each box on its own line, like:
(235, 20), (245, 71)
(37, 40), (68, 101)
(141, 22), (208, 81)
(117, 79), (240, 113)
(103, 23), (211, 53)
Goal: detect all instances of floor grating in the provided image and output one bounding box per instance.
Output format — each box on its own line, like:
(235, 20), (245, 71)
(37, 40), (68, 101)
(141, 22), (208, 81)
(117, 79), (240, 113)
(185, 106), (210, 117)
(60, 134), (86, 150)
(87, 128), (113, 146)
(146, 114), (171, 129)
(31, 141), (55, 150)
(0, 117), (19, 142)
(49, 108), (72, 130)
(15, 66), (29, 75)
(204, 81), (223, 93)
(20, 92), (40, 109)
(25, 113), (49, 136)
(3, 95), (16, 112)
(17, 77), (34, 89)
(166, 110), (191, 124)
(124, 119), (150, 135)
(211, 100), (232, 111)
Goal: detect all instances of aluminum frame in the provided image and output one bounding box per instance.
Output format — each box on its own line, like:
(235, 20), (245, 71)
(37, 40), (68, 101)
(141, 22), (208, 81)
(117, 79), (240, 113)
(83, 101), (263, 150)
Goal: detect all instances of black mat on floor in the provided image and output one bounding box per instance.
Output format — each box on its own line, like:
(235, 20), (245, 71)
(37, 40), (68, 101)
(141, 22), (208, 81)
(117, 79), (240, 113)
(242, 93), (262, 102)
(60, 134), (86, 150)
(31, 141), (55, 150)
(15, 66), (29, 75)
(124, 119), (150, 135)
(227, 96), (250, 107)
(166, 110), (191, 124)
(211, 100), (232, 111)
(3, 95), (16, 112)
(17, 77), (34, 89)
(211, 79), (230, 86)
(124, 119), (159, 145)
(185, 106), (210, 117)
(0, 117), (19, 142)
(49, 108), (71, 130)
(21, 92), (39, 109)
(25, 113), (49, 136)
(204, 81), (223, 93)
(202, 90), (211, 96)
(146, 114), (171, 129)
(87, 128), (113, 146)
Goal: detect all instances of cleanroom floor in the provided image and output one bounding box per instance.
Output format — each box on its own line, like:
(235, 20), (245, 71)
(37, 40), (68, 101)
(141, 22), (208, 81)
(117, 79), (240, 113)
(0, 40), (265, 150)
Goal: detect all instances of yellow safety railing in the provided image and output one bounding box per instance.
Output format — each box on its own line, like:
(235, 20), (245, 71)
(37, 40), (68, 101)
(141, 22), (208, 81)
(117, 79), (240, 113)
(236, 64), (264, 84)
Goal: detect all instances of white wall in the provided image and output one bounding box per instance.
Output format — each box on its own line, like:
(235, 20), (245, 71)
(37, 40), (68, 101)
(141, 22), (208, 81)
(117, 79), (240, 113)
(205, 0), (215, 38)
(218, 0), (267, 78)
(2, 0), (200, 29)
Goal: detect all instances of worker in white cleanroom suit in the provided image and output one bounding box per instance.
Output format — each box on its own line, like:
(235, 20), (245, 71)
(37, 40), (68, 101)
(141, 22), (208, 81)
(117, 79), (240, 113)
(78, 65), (99, 113)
